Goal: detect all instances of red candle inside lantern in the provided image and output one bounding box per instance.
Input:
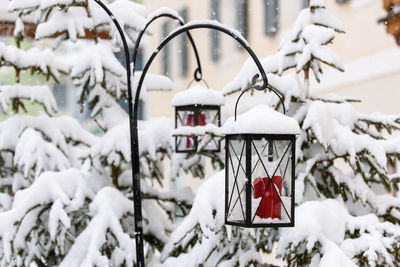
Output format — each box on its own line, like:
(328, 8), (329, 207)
(186, 113), (206, 148)
(253, 176), (282, 219)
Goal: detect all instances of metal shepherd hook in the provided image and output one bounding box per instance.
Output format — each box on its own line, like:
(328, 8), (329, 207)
(93, 1), (284, 266)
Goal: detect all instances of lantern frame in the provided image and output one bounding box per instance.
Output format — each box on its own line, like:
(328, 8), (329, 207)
(174, 103), (221, 153)
(223, 84), (298, 228)
(225, 133), (296, 228)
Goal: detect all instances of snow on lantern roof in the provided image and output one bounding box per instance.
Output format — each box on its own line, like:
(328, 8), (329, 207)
(222, 104), (300, 135)
(171, 84), (225, 107)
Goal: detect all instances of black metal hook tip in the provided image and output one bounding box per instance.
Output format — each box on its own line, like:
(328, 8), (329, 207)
(194, 68), (202, 81)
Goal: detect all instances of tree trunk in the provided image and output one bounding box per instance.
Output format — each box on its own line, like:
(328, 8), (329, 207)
(304, 67), (310, 98)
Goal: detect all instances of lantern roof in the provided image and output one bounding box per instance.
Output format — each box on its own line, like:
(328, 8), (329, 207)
(171, 84), (225, 107)
(222, 104), (300, 135)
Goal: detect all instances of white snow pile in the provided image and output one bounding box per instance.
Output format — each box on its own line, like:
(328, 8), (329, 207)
(0, 114), (96, 152)
(67, 40), (127, 99)
(0, 84), (57, 115)
(146, 7), (182, 24)
(18, 0), (148, 42)
(223, 0), (343, 95)
(0, 115), (96, 180)
(170, 19), (248, 47)
(172, 123), (221, 137)
(0, 169), (95, 266)
(0, 42), (66, 79)
(171, 84), (225, 107)
(132, 72), (172, 93)
(14, 128), (70, 178)
(294, 100), (400, 205)
(90, 117), (174, 167)
(222, 104), (300, 135)
(301, 101), (396, 167)
(278, 199), (400, 267)
(59, 186), (135, 267)
(157, 171), (261, 267)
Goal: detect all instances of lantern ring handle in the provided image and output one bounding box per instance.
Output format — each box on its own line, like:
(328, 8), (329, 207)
(186, 76), (210, 89)
(132, 10), (203, 79)
(234, 74), (286, 121)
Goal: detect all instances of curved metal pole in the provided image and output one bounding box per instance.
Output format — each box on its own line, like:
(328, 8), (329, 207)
(134, 22), (273, 123)
(132, 12), (203, 81)
(93, 1), (145, 266)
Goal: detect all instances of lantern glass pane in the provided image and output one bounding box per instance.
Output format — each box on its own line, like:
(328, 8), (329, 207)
(250, 138), (293, 224)
(176, 109), (196, 151)
(227, 139), (247, 223)
(197, 109), (220, 151)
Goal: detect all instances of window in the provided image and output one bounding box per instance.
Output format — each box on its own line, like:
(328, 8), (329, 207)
(264, 0), (279, 35)
(210, 0), (221, 61)
(179, 7), (188, 77)
(53, 83), (67, 110)
(236, 0), (248, 42)
(162, 22), (170, 76)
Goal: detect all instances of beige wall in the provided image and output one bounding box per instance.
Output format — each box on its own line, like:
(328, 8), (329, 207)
(144, 0), (399, 116)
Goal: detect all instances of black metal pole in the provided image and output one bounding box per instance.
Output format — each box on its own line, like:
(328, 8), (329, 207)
(87, 5), (283, 265)
(132, 11), (203, 81)
(93, 1), (145, 266)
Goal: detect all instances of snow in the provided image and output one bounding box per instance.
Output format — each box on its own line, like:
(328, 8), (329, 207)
(59, 187), (135, 267)
(14, 128), (70, 178)
(0, 168), (94, 240)
(0, 42), (66, 79)
(222, 104), (300, 135)
(90, 117), (173, 166)
(170, 19), (249, 47)
(35, 6), (91, 40)
(7, 0), (37, 23)
(310, 48), (400, 94)
(172, 123), (221, 137)
(158, 171), (262, 266)
(302, 101), (388, 167)
(277, 199), (400, 267)
(223, 1), (344, 98)
(13, 17), (24, 37)
(146, 7), (182, 24)
(0, 114), (97, 156)
(133, 72), (172, 92)
(171, 84), (224, 107)
(0, 84), (58, 115)
(3, 0), (400, 266)
(27, 0), (147, 43)
(310, 0), (325, 8)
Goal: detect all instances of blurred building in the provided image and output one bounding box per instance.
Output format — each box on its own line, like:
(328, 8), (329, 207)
(143, 0), (400, 119)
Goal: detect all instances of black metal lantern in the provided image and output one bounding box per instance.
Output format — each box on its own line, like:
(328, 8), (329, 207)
(172, 82), (224, 153)
(224, 92), (299, 228)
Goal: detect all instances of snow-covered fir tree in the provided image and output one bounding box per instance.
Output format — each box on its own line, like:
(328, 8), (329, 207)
(1, 0), (399, 266)
(0, 1), (198, 266)
(276, 0), (344, 98)
(157, 1), (400, 266)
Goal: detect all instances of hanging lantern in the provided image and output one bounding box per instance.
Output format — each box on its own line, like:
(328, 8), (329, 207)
(172, 83), (224, 153)
(223, 104), (300, 227)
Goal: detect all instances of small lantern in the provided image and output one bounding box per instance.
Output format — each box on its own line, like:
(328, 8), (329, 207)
(223, 104), (300, 227)
(171, 84), (224, 153)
